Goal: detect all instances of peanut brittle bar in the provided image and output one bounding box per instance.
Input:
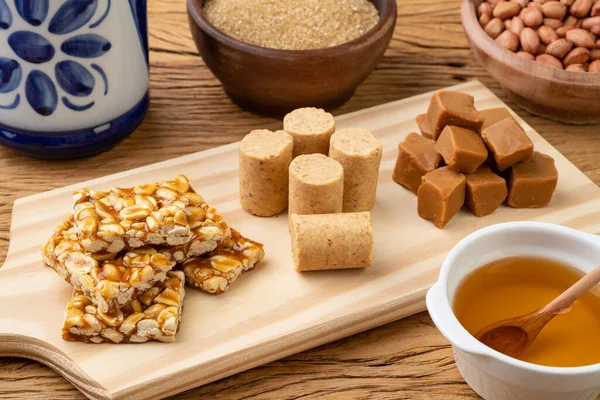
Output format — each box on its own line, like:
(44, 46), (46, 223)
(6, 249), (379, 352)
(72, 175), (231, 257)
(181, 229), (265, 294)
(159, 203), (233, 263)
(63, 271), (185, 344)
(43, 215), (176, 313)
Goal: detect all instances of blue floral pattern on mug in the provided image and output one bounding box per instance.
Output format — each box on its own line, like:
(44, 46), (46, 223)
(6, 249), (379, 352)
(0, 0), (112, 115)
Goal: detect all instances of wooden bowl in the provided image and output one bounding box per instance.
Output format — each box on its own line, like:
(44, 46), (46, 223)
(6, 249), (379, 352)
(462, 0), (600, 125)
(187, 0), (397, 116)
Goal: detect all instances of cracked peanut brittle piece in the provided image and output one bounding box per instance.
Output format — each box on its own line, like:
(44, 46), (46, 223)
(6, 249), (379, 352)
(71, 174), (231, 258)
(63, 271), (185, 344)
(43, 215), (176, 313)
(181, 229), (265, 294)
(158, 203), (233, 263)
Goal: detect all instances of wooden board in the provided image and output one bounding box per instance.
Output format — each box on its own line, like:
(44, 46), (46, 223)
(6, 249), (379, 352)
(1, 80), (600, 400)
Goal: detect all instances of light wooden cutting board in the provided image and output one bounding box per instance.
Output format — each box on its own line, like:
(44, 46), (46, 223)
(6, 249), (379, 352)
(2, 80), (600, 400)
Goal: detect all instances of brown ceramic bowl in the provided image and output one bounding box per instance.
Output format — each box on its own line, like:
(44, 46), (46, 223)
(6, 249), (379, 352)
(462, 0), (600, 125)
(187, 0), (397, 116)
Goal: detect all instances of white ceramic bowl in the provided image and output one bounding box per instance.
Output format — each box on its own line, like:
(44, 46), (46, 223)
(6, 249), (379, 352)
(427, 222), (600, 400)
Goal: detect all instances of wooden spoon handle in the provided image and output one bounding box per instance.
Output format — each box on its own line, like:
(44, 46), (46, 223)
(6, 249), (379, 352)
(543, 264), (600, 315)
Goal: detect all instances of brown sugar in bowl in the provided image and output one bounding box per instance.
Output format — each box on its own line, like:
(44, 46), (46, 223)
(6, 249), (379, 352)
(461, 0), (600, 125)
(187, 0), (397, 116)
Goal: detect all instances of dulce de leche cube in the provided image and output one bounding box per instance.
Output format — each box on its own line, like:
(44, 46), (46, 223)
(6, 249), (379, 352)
(508, 152), (558, 208)
(481, 118), (534, 171)
(393, 132), (442, 194)
(427, 91), (484, 139)
(417, 167), (466, 229)
(481, 107), (513, 130)
(416, 114), (434, 140)
(466, 166), (508, 217)
(435, 126), (488, 174)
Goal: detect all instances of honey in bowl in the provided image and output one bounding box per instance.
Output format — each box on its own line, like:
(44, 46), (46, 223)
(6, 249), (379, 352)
(453, 256), (600, 367)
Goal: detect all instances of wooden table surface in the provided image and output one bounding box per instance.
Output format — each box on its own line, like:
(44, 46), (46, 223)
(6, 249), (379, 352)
(1, 0), (599, 399)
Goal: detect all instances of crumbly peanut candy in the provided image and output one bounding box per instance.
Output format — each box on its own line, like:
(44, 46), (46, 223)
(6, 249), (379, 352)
(72, 175), (230, 256)
(239, 130), (293, 217)
(283, 107), (336, 157)
(329, 128), (383, 212)
(62, 271), (185, 344)
(181, 229), (265, 294)
(290, 212), (373, 272)
(42, 215), (177, 313)
(288, 154), (344, 219)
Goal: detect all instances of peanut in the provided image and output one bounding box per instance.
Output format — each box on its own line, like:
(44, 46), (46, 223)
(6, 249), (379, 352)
(542, 1), (568, 18)
(480, 13), (492, 27)
(543, 17), (564, 28)
(592, 0), (600, 15)
(521, 7), (544, 26)
(566, 28), (596, 48)
(485, 17), (506, 39)
(562, 46), (591, 65)
(521, 27), (541, 52)
(529, 2), (544, 11)
(556, 25), (575, 36)
(536, 53), (565, 67)
(538, 25), (560, 43)
(496, 30), (521, 51)
(546, 37), (574, 57)
(479, 2), (494, 17)
(565, 63), (587, 71)
(510, 16), (526, 34)
(494, 1), (523, 19)
(580, 16), (600, 29)
(561, 0), (575, 5)
(590, 48), (600, 60)
(570, 0), (593, 17)
(505, 19), (513, 29)
(564, 16), (579, 26)
(516, 50), (536, 59)
(538, 42), (547, 53)
(593, 24), (600, 34)
(589, 59), (600, 71)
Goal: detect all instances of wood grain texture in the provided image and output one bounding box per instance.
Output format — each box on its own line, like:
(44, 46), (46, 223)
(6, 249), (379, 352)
(0, 0), (599, 399)
(2, 81), (600, 400)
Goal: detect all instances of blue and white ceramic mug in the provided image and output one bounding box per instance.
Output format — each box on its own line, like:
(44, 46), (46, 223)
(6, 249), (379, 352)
(0, 0), (149, 159)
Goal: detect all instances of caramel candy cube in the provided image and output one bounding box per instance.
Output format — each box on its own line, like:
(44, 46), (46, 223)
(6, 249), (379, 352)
(435, 126), (488, 174)
(466, 166), (508, 217)
(416, 113), (434, 140)
(508, 152), (558, 208)
(481, 107), (513, 130)
(481, 118), (534, 171)
(393, 132), (442, 194)
(427, 91), (484, 139)
(417, 167), (466, 229)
